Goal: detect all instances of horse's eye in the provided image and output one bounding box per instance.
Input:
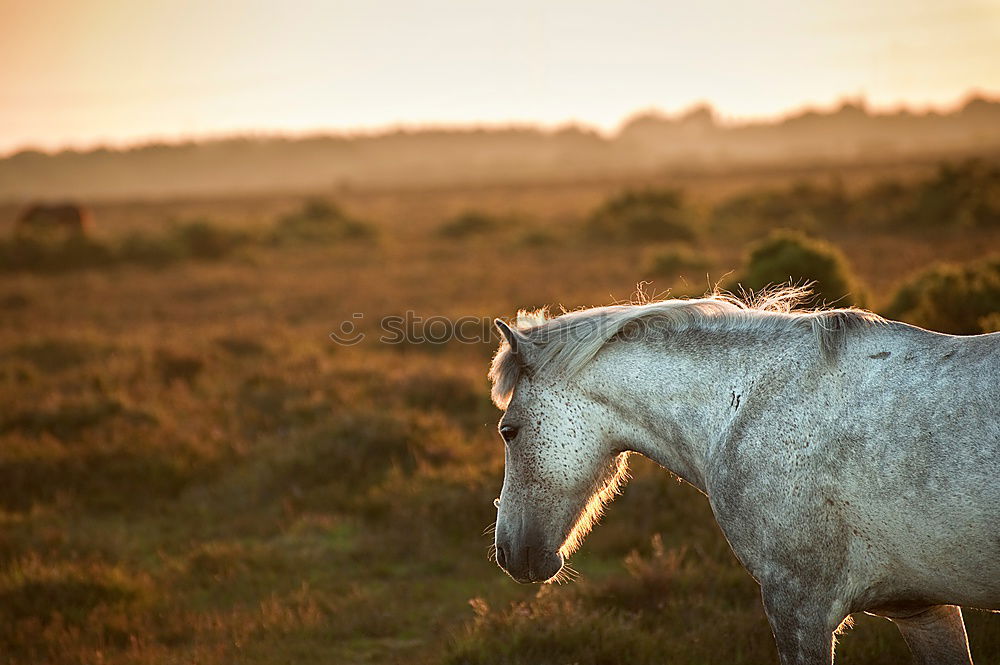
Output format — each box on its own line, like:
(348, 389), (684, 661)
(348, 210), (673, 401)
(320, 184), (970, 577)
(499, 424), (519, 443)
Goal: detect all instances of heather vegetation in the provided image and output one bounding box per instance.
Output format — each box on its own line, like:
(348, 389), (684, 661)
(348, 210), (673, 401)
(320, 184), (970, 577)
(884, 256), (1000, 334)
(0, 200), (374, 272)
(1, 159), (998, 665)
(711, 159), (1000, 235)
(435, 211), (503, 239)
(643, 245), (710, 280)
(586, 188), (696, 243)
(271, 199), (376, 245)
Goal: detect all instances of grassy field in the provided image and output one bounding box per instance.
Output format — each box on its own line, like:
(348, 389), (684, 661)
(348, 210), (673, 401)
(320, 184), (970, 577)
(1, 160), (999, 664)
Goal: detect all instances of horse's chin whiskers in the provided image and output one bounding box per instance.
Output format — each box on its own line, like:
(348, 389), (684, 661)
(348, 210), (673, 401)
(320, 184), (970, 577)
(482, 521), (497, 537)
(548, 562), (580, 585)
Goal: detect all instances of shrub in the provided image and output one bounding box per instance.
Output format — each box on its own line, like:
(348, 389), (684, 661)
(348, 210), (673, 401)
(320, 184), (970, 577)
(848, 159), (1000, 229)
(884, 256), (1000, 334)
(8, 338), (112, 373)
(171, 218), (250, 259)
(0, 559), (145, 629)
(852, 178), (913, 227)
(0, 237), (43, 271)
(711, 180), (848, 233)
(587, 188), (696, 243)
(980, 312), (1000, 333)
(438, 211), (502, 239)
(117, 230), (185, 267)
(644, 245), (709, 278)
(236, 371), (327, 433)
(0, 557), (152, 660)
(1, 399), (125, 441)
(0, 218), (250, 272)
(214, 334), (267, 357)
(444, 536), (768, 665)
(0, 235), (114, 272)
(517, 226), (557, 247)
(734, 229), (865, 307)
(56, 234), (116, 269)
(0, 447), (202, 512)
(711, 160), (1000, 232)
(155, 350), (205, 385)
(360, 464), (500, 551)
(273, 199), (375, 244)
(265, 410), (470, 513)
(896, 160), (1000, 229)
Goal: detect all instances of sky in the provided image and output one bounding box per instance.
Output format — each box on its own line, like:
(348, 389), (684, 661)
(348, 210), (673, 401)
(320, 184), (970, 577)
(1, 0), (998, 154)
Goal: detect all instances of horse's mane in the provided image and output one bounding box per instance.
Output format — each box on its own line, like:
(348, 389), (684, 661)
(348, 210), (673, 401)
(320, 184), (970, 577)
(489, 286), (884, 409)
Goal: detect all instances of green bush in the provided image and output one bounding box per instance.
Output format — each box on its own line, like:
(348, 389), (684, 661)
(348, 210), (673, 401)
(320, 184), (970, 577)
(884, 256), (1000, 334)
(644, 245), (709, 278)
(734, 229), (865, 306)
(273, 199), (375, 244)
(587, 188), (696, 243)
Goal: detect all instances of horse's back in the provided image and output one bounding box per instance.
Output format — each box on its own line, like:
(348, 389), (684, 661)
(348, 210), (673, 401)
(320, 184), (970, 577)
(844, 323), (999, 445)
(828, 324), (1000, 607)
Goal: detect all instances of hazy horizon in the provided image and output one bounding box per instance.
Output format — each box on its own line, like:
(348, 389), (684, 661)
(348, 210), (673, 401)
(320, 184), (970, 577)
(3, 89), (998, 159)
(3, 0), (998, 155)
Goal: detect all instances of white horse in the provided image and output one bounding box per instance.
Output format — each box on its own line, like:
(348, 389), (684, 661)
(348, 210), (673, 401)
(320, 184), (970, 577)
(488, 289), (999, 665)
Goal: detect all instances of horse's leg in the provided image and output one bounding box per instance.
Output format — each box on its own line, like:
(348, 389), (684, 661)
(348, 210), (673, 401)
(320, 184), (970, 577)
(761, 588), (846, 665)
(887, 605), (973, 665)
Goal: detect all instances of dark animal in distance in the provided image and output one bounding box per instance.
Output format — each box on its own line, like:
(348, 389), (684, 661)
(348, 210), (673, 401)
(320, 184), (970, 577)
(15, 202), (92, 236)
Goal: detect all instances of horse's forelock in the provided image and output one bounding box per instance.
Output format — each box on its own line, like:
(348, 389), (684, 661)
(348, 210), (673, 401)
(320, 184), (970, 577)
(489, 308), (550, 409)
(488, 343), (519, 409)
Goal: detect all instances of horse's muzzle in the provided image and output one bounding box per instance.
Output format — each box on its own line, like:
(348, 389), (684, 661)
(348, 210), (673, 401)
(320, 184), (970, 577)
(495, 536), (564, 583)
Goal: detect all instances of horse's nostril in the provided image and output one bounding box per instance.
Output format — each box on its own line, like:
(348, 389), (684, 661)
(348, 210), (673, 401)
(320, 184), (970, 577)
(495, 544), (508, 569)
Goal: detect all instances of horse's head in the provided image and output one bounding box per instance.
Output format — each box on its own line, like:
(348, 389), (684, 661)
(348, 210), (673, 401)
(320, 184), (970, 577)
(489, 318), (629, 583)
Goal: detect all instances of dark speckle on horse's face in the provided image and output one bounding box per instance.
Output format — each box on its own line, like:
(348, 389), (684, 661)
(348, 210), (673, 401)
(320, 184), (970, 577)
(493, 375), (627, 583)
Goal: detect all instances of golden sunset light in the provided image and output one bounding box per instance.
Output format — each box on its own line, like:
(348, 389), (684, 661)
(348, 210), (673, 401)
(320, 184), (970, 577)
(2, 2), (998, 664)
(2, 0), (999, 153)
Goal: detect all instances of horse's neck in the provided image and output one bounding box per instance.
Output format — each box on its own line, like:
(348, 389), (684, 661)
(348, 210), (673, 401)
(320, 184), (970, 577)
(585, 335), (786, 493)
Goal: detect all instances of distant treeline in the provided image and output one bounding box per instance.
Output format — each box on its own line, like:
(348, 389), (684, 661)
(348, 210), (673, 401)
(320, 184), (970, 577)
(4, 96), (1000, 200)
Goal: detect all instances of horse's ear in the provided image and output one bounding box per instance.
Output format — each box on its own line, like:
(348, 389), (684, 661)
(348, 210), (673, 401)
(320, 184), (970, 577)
(495, 319), (536, 367)
(495, 319), (520, 351)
